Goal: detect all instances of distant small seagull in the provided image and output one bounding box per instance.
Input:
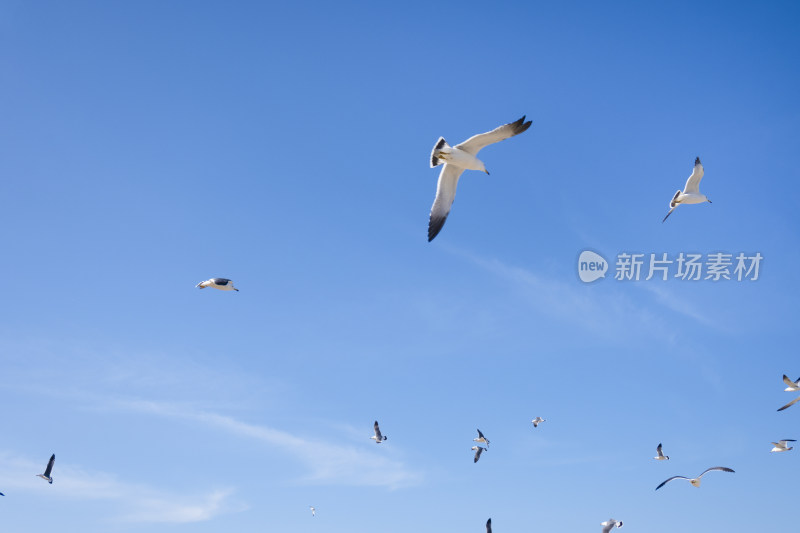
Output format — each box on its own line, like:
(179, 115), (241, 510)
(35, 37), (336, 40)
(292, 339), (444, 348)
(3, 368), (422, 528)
(471, 446), (487, 463)
(427, 116), (532, 241)
(531, 417), (545, 428)
(310, 506), (316, 516)
(662, 157), (711, 223)
(783, 375), (800, 392)
(771, 439), (796, 452)
(601, 518), (623, 532)
(486, 518), (492, 533)
(196, 278), (239, 291)
(654, 443), (669, 460)
(776, 373), (799, 412)
(655, 466), (734, 490)
(370, 421), (387, 443)
(473, 429), (490, 448)
(36, 454), (55, 484)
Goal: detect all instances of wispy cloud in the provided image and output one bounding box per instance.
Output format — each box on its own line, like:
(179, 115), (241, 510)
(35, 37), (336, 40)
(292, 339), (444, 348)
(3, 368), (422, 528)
(110, 399), (423, 490)
(447, 246), (673, 341)
(0, 451), (245, 523)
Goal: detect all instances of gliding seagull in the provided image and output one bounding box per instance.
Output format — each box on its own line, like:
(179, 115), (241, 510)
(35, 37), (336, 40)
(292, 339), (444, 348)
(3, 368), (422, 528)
(771, 439), (796, 452)
(655, 466), (734, 490)
(778, 375), (800, 411)
(370, 421), (387, 443)
(427, 116), (532, 241)
(531, 417), (545, 428)
(310, 506), (316, 516)
(196, 278), (239, 291)
(471, 446), (486, 463)
(783, 375), (800, 392)
(662, 157), (711, 222)
(654, 443), (669, 460)
(36, 454), (55, 484)
(473, 429), (490, 448)
(601, 518), (623, 532)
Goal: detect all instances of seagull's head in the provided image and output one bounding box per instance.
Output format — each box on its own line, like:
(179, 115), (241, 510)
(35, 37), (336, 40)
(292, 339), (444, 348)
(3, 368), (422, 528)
(690, 478), (701, 487)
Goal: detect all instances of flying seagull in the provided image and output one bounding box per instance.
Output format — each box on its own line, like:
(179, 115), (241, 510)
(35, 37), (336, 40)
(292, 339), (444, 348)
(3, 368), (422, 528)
(310, 506), (316, 516)
(370, 421), (387, 443)
(196, 278), (239, 291)
(655, 466), (734, 490)
(531, 417), (545, 428)
(601, 518), (623, 532)
(486, 518), (492, 533)
(654, 443), (669, 460)
(427, 116), (532, 241)
(778, 376), (800, 412)
(473, 429), (490, 448)
(36, 454), (55, 484)
(771, 439), (796, 452)
(783, 375), (800, 392)
(662, 157), (711, 222)
(471, 446), (486, 463)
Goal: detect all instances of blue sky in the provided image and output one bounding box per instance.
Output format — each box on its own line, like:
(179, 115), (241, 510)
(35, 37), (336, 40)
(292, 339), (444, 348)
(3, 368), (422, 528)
(1, 1), (799, 531)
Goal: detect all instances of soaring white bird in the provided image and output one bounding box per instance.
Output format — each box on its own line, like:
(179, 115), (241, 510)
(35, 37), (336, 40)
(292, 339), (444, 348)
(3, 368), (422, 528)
(601, 518), (623, 532)
(427, 116), (532, 241)
(370, 421), (387, 443)
(778, 375), (800, 411)
(662, 157), (711, 222)
(486, 518), (492, 533)
(654, 443), (669, 460)
(310, 506), (316, 516)
(531, 417), (545, 428)
(783, 375), (800, 392)
(36, 454), (55, 484)
(473, 429), (490, 448)
(771, 439), (796, 452)
(471, 446), (486, 463)
(196, 278), (239, 291)
(655, 466), (734, 490)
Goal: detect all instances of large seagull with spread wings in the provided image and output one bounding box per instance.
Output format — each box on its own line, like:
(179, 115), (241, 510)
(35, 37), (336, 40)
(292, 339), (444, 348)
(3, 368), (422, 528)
(427, 116), (532, 241)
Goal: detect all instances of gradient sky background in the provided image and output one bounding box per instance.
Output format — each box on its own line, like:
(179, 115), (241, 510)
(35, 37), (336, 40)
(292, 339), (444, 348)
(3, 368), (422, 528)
(1, 1), (799, 532)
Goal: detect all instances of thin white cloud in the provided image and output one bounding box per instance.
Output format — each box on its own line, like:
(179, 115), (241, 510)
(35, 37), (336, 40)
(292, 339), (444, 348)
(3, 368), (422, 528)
(0, 451), (244, 523)
(113, 399), (423, 490)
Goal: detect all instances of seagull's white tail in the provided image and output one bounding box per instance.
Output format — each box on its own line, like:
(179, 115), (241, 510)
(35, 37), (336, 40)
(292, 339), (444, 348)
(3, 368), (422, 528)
(430, 137), (450, 168)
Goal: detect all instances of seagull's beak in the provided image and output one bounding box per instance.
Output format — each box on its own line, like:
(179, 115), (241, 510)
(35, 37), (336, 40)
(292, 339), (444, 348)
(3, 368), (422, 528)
(707, 199), (712, 203)
(485, 170), (490, 175)
(234, 288), (239, 291)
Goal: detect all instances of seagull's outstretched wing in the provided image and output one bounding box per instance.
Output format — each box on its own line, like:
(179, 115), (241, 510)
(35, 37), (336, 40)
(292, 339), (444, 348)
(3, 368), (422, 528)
(698, 466), (735, 478)
(0, 491), (4, 496)
(456, 116), (532, 155)
(783, 374), (798, 387)
(43, 454), (55, 477)
(662, 206), (677, 223)
(683, 157), (704, 194)
(655, 475), (689, 490)
(373, 421), (383, 440)
(477, 429), (485, 439)
(656, 443), (664, 456)
(778, 396), (800, 411)
(428, 165), (465, 242)
(486, 518), (492, 533)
